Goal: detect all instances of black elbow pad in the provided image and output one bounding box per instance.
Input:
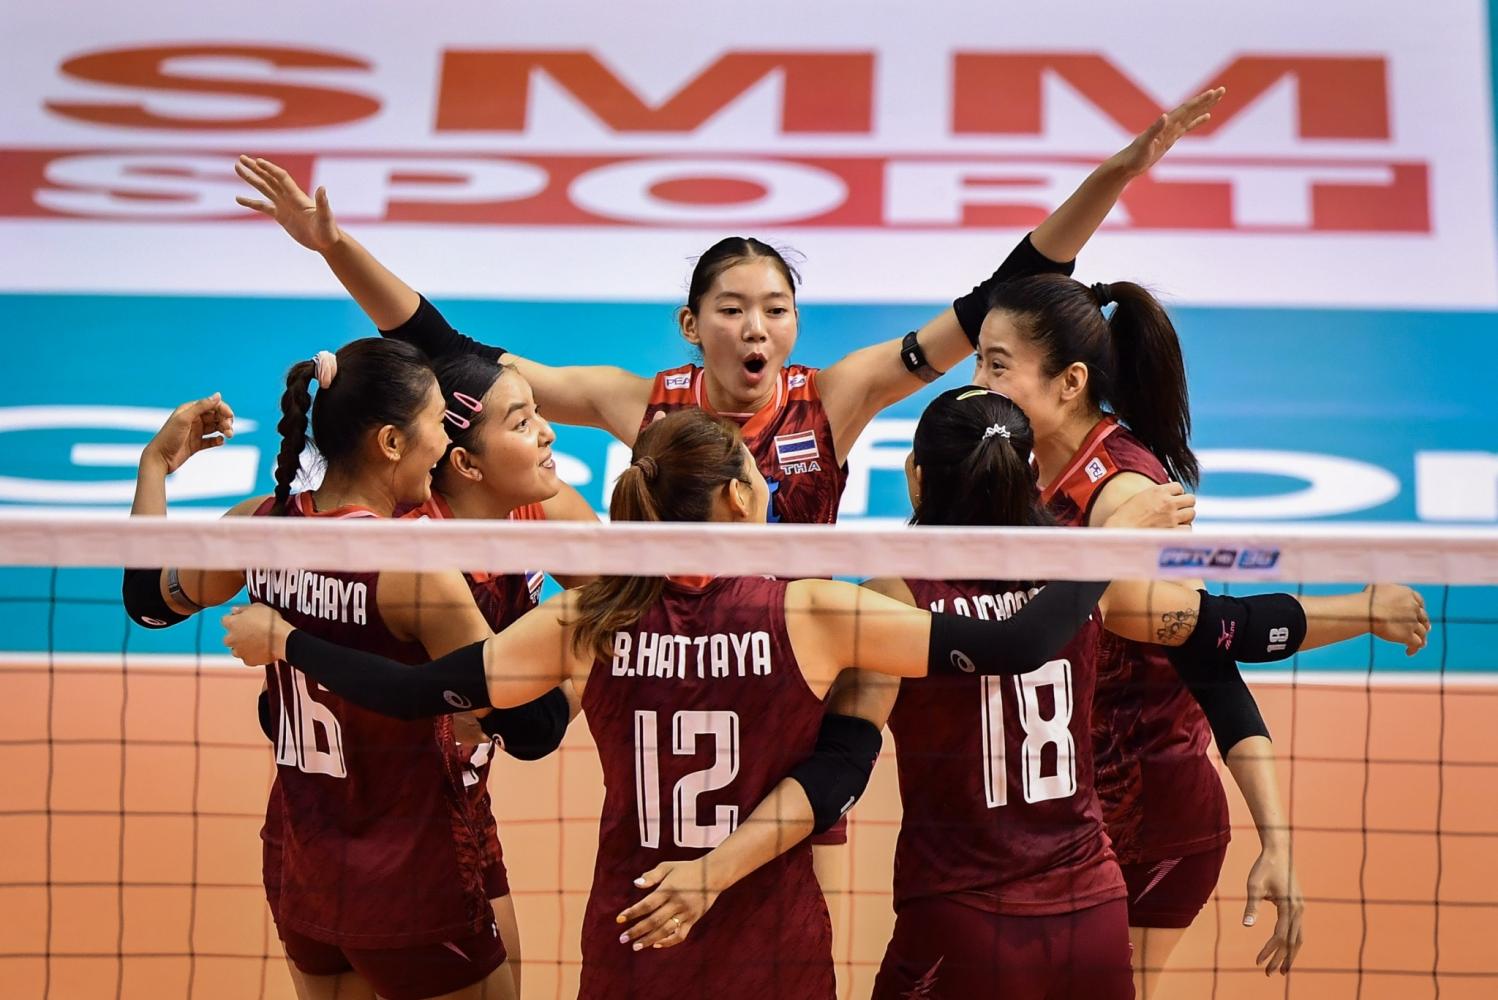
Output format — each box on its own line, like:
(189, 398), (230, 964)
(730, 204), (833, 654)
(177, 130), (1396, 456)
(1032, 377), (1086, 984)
(257, 689), (275, 743)
(788, 714), (883, 834)
(1182, 591), (1308, 663)
(122, 568), (188, 629)
(1166, 645), (1270, 754)
(480, 686), (570, 761)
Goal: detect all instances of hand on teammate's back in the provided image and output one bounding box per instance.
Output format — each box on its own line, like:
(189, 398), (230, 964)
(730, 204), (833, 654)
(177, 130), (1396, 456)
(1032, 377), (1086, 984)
(223, 604), (292, 667)
(1101, 482), (1196, 530)
(614, 858), (722, 952)
(141, 393), (235, 475)
(235, 155), (343, 254)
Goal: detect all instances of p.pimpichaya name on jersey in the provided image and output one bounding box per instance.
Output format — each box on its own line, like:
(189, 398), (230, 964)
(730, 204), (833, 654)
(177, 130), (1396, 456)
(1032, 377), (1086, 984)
(247, 568), (368, 626)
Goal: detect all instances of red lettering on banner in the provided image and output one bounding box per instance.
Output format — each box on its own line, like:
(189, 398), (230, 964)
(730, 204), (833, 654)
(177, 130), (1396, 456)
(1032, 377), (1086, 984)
(952, 53), (1389, 139)
(435, 50), (874, 133)
(46, 45), (381, 130)
(0, 149), (1429, 234)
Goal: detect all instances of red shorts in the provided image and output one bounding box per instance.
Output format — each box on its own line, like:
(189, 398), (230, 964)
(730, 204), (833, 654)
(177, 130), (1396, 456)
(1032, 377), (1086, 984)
(280, 921), (506, 1000)
(1120, 842), (1229, 929)
(810, 814), (848, 847)
(871, 897), (1132, 1000)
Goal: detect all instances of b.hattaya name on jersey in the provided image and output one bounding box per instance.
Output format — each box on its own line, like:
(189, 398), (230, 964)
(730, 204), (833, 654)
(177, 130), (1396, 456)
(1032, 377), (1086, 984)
(927, 584), (1043, 621)
(246, 568), (368, 625)
(610, 629), (773, 679)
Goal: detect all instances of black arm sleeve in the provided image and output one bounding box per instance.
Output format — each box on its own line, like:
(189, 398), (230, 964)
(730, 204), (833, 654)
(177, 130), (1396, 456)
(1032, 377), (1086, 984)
(1165, 644), (1270, 754)
(122, 568), (188, 629)
(480, 686), (571, 761)
(379, 295), (506, 363)
(928, 579), (1108, 676)
(951, 233), (1078, 345)
(787, 713), (883, 834)
(283, 630), (492, 720)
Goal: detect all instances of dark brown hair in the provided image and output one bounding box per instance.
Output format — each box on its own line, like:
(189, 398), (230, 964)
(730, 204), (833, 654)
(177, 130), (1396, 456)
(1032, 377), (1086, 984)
(681, 237), (800, 318)
(988, 274), (1198, 487)
(911, 387), (1052, 528)
(567, 409), (751, 660)
(271, 338), (435, 514)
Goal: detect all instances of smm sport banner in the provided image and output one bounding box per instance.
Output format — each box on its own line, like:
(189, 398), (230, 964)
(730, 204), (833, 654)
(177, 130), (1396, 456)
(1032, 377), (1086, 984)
(0, 0), (1495, 306)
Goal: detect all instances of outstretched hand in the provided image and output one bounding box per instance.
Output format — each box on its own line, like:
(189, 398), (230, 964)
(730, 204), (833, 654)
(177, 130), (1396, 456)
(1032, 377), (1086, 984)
(1110, 86), (1226, 179)
(235, 156), (343, 253)
(1244, 845), (1305, 976)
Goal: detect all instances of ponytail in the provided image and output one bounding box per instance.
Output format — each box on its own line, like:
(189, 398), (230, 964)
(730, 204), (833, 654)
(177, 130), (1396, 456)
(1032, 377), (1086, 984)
(1104, 282), (1197, 487)
(567, 411), (749, 661)
(988, 273), (1198, 488)
(911, 387), (1051, 528)
(272, 360), (316, 515)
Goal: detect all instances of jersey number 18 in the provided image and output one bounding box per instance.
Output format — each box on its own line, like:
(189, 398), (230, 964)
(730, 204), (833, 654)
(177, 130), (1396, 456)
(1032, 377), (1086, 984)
(980, 658), (1076, 808)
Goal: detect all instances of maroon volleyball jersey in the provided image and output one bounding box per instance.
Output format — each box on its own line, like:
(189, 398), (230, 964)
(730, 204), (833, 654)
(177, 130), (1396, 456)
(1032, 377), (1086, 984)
(643, 364), (848, 524)
(409, 491), (549, 897)
(577, 575), (835, 999)
(1042, 417), (1230, 864)
(249, 493), (491, 948)
(889, 579), (1123, 915)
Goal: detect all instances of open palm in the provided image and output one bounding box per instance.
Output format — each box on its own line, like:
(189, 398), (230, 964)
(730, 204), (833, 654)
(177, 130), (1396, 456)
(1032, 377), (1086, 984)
(235, 155), (342, 253)
(1114, 86), (1226, 178)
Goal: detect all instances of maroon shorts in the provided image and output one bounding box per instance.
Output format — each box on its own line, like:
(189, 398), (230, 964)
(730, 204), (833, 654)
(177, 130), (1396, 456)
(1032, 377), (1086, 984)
(280, 920), (506, 1000)
(810, 814), (848, 847)
(1120, 842), (1229, 929)
(871, 896), (1133, 1000)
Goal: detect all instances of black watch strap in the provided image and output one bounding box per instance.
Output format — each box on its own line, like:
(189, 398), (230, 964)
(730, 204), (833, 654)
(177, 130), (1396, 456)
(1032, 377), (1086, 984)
(900, 330), (942, 384)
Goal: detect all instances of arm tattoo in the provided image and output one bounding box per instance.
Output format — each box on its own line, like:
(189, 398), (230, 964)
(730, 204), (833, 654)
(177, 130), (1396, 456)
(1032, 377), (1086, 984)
(1156, 608), (1199, 645)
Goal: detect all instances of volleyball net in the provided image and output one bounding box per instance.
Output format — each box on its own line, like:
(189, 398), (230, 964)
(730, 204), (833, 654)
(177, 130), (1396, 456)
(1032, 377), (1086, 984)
(1, 515), (1496, 1000)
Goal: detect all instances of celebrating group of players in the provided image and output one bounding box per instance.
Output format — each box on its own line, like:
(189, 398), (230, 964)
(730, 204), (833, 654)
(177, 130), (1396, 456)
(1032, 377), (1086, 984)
(121, 86), (1431, 1000)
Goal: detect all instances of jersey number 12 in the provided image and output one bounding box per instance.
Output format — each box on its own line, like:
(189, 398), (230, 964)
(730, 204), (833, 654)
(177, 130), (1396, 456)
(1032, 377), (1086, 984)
(634, 709), (740, 849)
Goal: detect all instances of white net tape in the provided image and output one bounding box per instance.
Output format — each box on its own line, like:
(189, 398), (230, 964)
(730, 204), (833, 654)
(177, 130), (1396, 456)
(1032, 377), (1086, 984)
(2, 514), (1496, 584)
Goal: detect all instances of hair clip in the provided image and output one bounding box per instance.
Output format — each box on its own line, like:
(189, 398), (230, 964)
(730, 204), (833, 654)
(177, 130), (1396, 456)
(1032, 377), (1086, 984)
(444, 392), (484, 430)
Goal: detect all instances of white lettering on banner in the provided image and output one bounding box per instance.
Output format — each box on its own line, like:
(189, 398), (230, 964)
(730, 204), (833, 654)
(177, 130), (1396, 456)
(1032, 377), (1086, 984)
(310, 158), (549, 219)
(841, 419), (918, 516)
(568, 158), (847, 226)
(0, 406), (259, 504)
(3, 1), (1492, 306)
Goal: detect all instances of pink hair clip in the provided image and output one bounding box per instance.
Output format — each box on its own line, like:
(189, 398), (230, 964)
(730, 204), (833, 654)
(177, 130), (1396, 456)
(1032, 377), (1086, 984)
(444, 391), (484, 430)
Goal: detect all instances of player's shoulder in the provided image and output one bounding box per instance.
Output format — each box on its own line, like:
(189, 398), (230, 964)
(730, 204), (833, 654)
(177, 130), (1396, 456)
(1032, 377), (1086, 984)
(1101, 424), (1168, 482)
(224, 493), (275, 518)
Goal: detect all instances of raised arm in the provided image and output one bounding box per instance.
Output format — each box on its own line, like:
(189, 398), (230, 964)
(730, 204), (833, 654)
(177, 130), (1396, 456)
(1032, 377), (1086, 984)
(236, 156), (652, 440)
(122, 395), (258, 628)
(816, 88), (1225, 461)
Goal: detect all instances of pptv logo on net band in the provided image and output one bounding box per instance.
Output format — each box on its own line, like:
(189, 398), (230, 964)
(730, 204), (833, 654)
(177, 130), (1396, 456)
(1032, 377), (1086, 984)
(1, 45), (1428, 232)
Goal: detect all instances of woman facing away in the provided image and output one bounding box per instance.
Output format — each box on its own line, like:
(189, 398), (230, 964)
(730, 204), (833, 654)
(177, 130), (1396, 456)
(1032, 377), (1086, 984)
(221, 407), (1206, 999)
(607, 391), (1426, 999)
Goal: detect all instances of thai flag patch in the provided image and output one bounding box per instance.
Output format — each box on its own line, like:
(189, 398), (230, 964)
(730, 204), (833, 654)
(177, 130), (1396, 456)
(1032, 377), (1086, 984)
(664, 373), (693, 390)
(524, 569), (544, 605)
(774, 430), (820, 465)
(787, 372), (808, 389)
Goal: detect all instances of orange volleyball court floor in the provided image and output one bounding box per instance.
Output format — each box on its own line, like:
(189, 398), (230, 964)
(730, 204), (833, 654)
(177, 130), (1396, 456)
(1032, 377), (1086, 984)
(1, 656), (1494, 999)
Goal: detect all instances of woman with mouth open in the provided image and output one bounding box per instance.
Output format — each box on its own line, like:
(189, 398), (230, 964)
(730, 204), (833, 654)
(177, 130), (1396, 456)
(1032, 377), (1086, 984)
(234, 87), (1223, 983)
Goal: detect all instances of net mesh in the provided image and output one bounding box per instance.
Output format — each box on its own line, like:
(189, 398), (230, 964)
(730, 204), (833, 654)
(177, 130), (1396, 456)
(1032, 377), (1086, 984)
(1, 516), (1496, 1000)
